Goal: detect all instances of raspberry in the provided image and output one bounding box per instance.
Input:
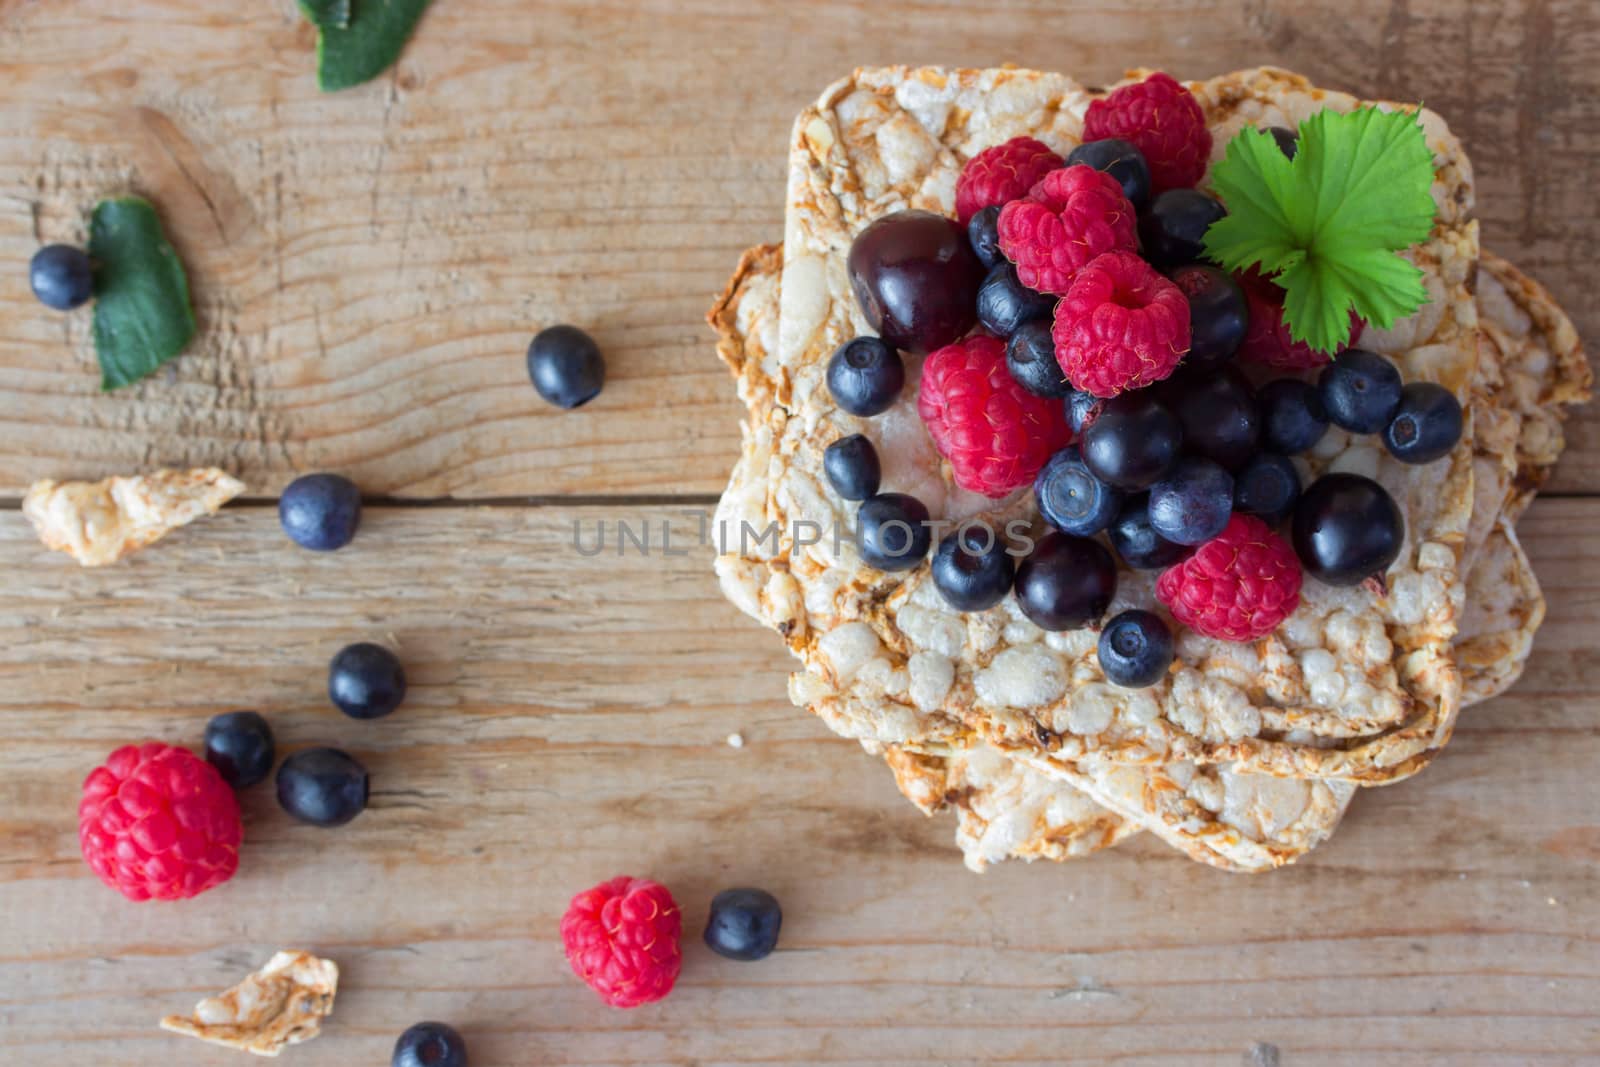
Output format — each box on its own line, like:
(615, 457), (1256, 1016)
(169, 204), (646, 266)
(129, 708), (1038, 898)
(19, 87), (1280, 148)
(997, 165), (1136, 295)
(917, 334), (1073, 498)
(1082, 72), (1212, 194)
(1235, 269), (1363, 370)
(78, 743), (242, 902)
(1156, 514), (1303, 642)
(1051, 251), (1190, 398)
(561, 876), (682, 1009)
(953, 136), (1062, 225)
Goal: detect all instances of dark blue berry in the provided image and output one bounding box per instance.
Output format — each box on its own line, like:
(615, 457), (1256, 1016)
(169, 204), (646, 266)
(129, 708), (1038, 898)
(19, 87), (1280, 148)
(827, 336), (905, 416)
(1258, 378), (1330, 455)
(204, 711), (275, 789)
(1081, 391), (1182, 490)
(704, 888), (783, 961)
(967, 204), (1004, 270)
(1064, 389), (1102, 435)
(1233, 452), (1301, 525)
(931, 527), (1015, 611)
(1382, 382), (1463, 464)
(329, 642), (406, 720)
(1007, 320), (1072, 397)
(1169, 265), (1247, 364)
(1097, 610), (1175, 688)
(848, 210), (982, 354)
(527, 324), (604, 409)
(1318, 348), (1403, 434)
(1291, 473), (1404, 586)
(823, 434), (881, 500)
(1107, 494), (1190, 570)
(393, 1022), (468, 1067)
(1066, 138), (1152, 211)
(1137, 189), (1226, 269)
(29, 244), (94, 310)
(976, 262), (1055, 338)
(276, 747), (369, 827)
(278, 473), (361, 551)
(1035, 447), (1123, 537)
(1267, 125), (1299, 159)
(1165, 365), (1260, 471)
(1015, 532), (1117, 631)
(856, 493), (931, 571)
(1148, 457), (1234, 546)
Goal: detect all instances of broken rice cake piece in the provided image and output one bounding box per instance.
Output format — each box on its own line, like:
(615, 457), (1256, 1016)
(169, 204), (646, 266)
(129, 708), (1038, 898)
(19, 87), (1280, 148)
(22, 466), (244, 566)
(159, 950), (338, 1057)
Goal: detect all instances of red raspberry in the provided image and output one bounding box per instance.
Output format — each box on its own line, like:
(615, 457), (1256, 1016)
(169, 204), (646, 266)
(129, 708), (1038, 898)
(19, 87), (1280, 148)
(1051, 250), (1190, 398)
(78, 743), (242, 902)
(1156, 514), (1303, 642)
(954, 136), (1063, 225)
(1235, 269), (1363, 370)
(561, 876), (682, 1009)
(997, 165), (1136, 295)
(918, 334), (1074, 498)
(1082, 72), (1212, 194)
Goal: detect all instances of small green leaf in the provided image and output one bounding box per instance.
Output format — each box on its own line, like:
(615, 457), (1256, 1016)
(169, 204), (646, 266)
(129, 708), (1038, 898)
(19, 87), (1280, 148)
(298, 0), (351, 30)
(315, 0), (431, 92)
(89, 197), (196, 392)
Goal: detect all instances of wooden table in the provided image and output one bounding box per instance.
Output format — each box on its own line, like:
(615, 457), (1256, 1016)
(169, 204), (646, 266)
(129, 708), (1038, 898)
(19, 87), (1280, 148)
(1, 2), (1595, 1064)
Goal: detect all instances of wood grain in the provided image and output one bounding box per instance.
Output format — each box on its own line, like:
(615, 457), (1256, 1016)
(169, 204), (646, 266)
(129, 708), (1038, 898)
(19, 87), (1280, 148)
(1, 500), (1596, 1065)
(0, 0), (1593, 498)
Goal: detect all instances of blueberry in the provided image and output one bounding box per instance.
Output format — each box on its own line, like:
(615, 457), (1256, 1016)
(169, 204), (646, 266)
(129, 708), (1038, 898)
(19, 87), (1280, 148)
(827, 336), (905, 416)
(1007, 320), (1072, 398)
(704, 888), (783, 961)
(1081, 391), (1182, 490)
(848, 209), (983, 354)
(1035, 447), (1123, 537)
(279, 473), (361, 551)
(1233, 452), (1301, 525)
(1137, 189), (1226, 269)
(1318, 348), (1403, 434)
(393, 1022), (468, 1067)
(1107, 494), (1190, 570)
(1267, 125), (1299, 159)
(204, 711), (275, 789)
(1382, 382), (1463, 464)
(1291, 473), (1404, 586)
(1169, 265), (1247, 364)
(1148, 457), (1234, 546)
(329, 642), (407, 720)
(855, 493), (931, 571)
(931, 527), (1015, 611)
(1064, 389), (1102, 435)
(29, 244), (94, 310)
(1015, 532), (1117, 631)
(1066, 138), (1152, 211)
(976, 262), (1055, 338)
(1258, 378), (1330, 454)
(276, 747), (369, 827)
(1165, 365), (1260, 471)
(527, 324), (604, 409)
(823, 434), (881, 500)
(1097, 610), (1175, 688)
(967, 204), (1004, 270)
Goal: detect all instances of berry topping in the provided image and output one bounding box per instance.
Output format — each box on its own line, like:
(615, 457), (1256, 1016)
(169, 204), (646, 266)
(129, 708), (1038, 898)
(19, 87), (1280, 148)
(954, 136), (1063, 224)
(276, 747), (369, 827)
(1267, 125), (1299, 159)
(1015, 532), (1117, 632)
(1164, 364), (1260, 471)
(967, 205), (1004, 270)
(79, 743), (241, 902)
(30, 244), (94, 310)
(1064, 388), (1103, 435)
(997, 165), (1137, 295)
(931, 527), (1016, 612)
(1065, 138), (1152, 211)
(826, 336), (905, 416)
(204, 711), (276, 790)
(1108, 493), (1190, 570)
(1383, 382), (1463, 464)
(703, 887), (784, 962)
(1082, 72), (1212, 194)
(329, 642), (407, 720)
(823, 434), (881, 501)
(1081, 391), (1182, 490)
(1232, 452), (1302, 525)
(279, 472), (361, 552)
(1006, 320), (1073, 398)
(1235, 269), (1359, 371)
(1035, 446), (1123, 537)
(1098, 609), (1175, 688)
(855, 493), (933, 572)
(1052, 250), (1190, 398)
(393, 1022), (468, 1067)
(561, 876), (682, 1008)
(1169, 264), (1248, 364)
(848, 210), (983, 354)
(918, 335), (1072, 497)
(1318, 348), (1404, 433)
(1138, 189), (1227, 270)
(976, 262), (1055, 338)
(1291, 472), (1405, 586)
(1258, 378), (1330, 455)
(527, 324), (605, 409)
(1148, 456), (1234, 546)
(1156, 514), (1303, 642)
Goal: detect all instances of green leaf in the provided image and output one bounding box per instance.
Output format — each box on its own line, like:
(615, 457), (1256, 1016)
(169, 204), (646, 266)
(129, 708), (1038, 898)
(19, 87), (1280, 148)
(315, 0), (431, 92)
(89, 197), (196, 392)
(298, 0), (351, 30)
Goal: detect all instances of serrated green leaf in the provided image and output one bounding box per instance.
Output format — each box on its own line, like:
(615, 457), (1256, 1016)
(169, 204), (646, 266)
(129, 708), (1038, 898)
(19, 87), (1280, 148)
(298, 0), (351, 30)
(316, 0), (431, 92)
(89, 197), (196, 392)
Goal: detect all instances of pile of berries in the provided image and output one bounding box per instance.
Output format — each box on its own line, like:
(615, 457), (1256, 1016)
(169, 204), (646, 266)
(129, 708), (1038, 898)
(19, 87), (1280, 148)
(818, 73), (1464, 689)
